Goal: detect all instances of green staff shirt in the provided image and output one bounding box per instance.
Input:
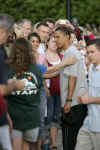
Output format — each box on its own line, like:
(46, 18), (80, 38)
(6, 64), (43, 131)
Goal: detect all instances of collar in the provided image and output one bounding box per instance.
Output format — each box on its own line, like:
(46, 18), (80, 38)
(64, 44), (77, 54)
(92, 64), (100, 72)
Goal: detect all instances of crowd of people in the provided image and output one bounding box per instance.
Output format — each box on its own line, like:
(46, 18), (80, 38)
(0, 13), (100, 150)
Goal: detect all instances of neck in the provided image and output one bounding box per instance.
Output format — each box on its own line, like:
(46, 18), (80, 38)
(63, 41), (71, 51)
(47, 49), (57, 54)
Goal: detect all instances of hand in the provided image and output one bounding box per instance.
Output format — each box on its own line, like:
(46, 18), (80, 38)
(64, 101), (71, 113)
(77, 96), (82, 104)
(7, 78), (25, 92)
(55, 19), (63, 25)
(64, 19), (75, 29)
(8, 78), (16, 84)
(14, 79), (25, 90)
(78, 93), (89, 104)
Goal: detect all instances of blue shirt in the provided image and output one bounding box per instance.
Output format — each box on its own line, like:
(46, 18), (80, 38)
(83, 64), (100, 132)
(37, 64), (47, 75)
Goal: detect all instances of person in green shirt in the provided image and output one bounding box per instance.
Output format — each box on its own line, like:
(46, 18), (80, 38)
(6, 38), (43, 150)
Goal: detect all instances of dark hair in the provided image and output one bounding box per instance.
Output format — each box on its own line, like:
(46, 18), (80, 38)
(43, 18), (55, 24)
(86, 38), (100, 51)
(28, 32), (41, 43)
(84, 36), (90, 44)
(36, 22), (49, 29)
(8, 38), (36, 74)
(45, 35), (54, 49)
(7, 32), (16, 43)
(55, 25), (74, 39)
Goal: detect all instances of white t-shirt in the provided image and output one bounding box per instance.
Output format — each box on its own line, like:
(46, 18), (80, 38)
(38, 43), (46, 54)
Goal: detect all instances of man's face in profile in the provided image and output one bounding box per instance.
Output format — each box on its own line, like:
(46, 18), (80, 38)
(54, 30), (69, 50)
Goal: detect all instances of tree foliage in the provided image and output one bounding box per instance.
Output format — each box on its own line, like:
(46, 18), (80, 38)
(72, 0), (100, 25)
(0, 0), (100, 25)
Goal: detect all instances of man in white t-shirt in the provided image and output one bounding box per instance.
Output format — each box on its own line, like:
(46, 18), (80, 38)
(36, 22), (50, 54)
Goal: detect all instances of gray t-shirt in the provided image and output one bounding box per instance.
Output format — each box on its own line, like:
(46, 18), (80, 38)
(60, 45), (87, 107)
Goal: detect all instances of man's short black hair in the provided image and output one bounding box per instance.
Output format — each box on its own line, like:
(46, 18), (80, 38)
(87, 38), (100, 51)
(36, 22), (49, 29)
(55, 25), (74, 36)
(43, 18), (55, 24)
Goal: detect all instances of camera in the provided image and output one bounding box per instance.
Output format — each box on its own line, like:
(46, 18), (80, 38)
(60, 19), (66, 24)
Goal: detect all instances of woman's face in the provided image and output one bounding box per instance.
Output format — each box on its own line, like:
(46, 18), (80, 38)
(47, 37), (57, 51)
(29, 36), (40, 51)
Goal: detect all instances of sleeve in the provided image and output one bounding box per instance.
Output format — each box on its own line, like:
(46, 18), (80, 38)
(63, 62), (79, 77)
(0, 51), (8, 84)
(37, 64), (47, 75)
(63, 52), (81, 77)
(36, 65), (44, 89)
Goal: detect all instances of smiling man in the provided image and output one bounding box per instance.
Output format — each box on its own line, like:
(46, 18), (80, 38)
(75, 39), (100, 150)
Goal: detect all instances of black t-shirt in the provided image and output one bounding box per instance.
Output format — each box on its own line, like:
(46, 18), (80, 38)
(0, 45), (8, 126)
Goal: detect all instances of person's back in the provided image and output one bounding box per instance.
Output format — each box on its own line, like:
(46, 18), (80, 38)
(6, 64), (43, 131)
(6, 38), (43, 150)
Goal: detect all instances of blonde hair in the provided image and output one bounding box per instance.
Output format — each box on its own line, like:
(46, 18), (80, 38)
(13, 23), (24, 38)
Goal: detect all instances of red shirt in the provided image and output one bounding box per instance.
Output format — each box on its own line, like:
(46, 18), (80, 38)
(0, 95), (7, 116)
(48, 53), (62, 94)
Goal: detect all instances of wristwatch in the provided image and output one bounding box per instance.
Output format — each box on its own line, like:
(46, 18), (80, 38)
(66, 99), (72, 102)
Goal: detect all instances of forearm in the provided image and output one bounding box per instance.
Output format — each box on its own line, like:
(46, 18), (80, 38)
(45, 64), (63, 73)
(0, 79), (25, 95)
(67, 76), (77, 99)
(46, 56), (77, 74)
(43, 71), (59, 79)
(88, 97), (100, 104)
(64, 76), (77, 112)
(0, 84), (14, 95)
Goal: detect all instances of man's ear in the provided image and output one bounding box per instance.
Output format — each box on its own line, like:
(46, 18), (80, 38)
(65, 34), (70, 40)
(67, 34), (70, 40)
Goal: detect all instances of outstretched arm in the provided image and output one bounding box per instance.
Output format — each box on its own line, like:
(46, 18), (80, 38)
(78, 93), (100, 104)
(43, 71), (59, 79)
(45, 56), (77, 74)
(0, 79), (25, 95)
